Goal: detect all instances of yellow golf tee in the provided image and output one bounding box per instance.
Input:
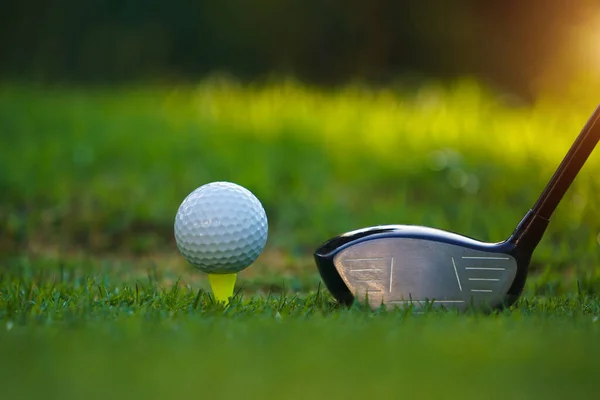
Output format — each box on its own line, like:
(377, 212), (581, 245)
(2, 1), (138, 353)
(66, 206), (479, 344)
(208, 273), (237, 303)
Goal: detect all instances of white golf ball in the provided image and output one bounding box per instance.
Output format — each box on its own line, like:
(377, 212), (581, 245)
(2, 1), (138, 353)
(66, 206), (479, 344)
(174, 182), (268, 274)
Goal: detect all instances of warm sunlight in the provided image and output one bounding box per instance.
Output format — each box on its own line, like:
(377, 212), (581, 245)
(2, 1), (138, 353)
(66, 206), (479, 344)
(593, 17), (600, 73)
(576, 13), (600, 76)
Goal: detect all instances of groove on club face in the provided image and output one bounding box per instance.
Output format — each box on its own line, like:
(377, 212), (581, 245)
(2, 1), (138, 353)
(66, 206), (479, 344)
(315, 103), (600, 311)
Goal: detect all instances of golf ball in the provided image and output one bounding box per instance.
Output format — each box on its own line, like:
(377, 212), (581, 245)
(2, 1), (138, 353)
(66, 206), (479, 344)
(174, 182), (268, 274)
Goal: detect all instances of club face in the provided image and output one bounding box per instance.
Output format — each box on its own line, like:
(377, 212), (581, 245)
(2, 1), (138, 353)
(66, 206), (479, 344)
(315, 226), (528, 311)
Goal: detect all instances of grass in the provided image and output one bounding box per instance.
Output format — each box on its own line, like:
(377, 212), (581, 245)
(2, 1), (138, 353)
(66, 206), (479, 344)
(1, 77), (600, 399)
(1, 261), (599, 399)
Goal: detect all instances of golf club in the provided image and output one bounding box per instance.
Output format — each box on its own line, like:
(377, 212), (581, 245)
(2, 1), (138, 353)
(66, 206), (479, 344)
(314, 104), (600, 311)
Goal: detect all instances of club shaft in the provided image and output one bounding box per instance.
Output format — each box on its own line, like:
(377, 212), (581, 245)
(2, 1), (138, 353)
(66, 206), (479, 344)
(510, 104), (600, 249)
(532, 104), (600, 220)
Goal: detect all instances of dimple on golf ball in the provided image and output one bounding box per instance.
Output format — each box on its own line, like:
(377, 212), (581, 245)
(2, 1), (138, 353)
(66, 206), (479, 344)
(174, 182), (268, 274)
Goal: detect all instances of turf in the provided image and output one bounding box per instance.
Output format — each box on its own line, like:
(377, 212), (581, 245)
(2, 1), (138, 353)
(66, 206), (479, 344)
(1, 78), (599, 399)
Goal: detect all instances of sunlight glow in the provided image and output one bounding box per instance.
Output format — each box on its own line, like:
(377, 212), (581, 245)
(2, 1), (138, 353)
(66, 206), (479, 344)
(579, 14), (600, 76)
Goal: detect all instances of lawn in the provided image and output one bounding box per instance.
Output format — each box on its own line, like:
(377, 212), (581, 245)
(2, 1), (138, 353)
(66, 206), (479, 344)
(1, 78), (599, 399)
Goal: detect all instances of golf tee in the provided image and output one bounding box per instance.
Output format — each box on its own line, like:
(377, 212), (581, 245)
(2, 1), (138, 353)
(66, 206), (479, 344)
(208, 273), (237, 303)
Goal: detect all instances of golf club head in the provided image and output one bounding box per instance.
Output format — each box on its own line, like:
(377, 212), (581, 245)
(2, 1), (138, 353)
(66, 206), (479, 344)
(314, 223), (536, 311)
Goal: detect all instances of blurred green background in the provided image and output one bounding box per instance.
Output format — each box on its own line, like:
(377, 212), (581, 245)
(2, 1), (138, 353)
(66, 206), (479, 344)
(2, 2), (600, 399)
(2, 1), (600, 97)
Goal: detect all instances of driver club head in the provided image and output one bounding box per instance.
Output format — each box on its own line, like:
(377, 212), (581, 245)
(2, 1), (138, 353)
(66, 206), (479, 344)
(315, 104), (600, 311)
